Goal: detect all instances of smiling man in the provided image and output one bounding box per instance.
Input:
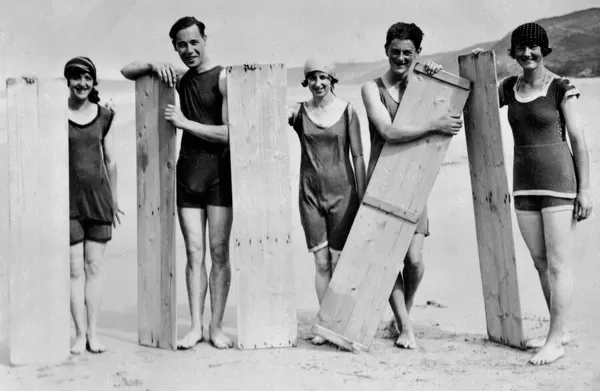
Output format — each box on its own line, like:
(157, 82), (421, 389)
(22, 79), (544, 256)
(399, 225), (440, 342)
(361, 22), (463, 349)
(121, 16), (234, 350)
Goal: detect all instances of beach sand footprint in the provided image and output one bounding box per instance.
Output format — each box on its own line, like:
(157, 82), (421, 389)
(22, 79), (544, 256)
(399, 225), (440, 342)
(112, 371), (143, 388)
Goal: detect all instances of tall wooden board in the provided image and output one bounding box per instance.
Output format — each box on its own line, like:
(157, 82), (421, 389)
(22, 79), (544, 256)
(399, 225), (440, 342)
(458, 51), (526, 349)
(0, 77), (9, 359)
(7, 79), (70, 365)
(313, 64), (471, 351)
(136, 76), (177, 350)
(227, 64), (297, 349)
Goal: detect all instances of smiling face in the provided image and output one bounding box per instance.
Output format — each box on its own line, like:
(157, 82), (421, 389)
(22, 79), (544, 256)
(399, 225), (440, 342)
(386, 39), (420, 79)
(174, 24), (207, 69)
(306, 71), (333, 98)
(67, 71), (94, 102)
(513, 44), (544, 71)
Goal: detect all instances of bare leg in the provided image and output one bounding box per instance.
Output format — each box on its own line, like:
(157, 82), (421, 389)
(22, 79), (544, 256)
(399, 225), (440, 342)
(529, 209), (575, 365)
(311, 247), (332, 345)
(516, 211), (571, 350)
(402, 234), (425, 313)
(313, 247), (332, 304)
(389, 234), (424, 349)
(70, 243), (86, 355)
(83, 240), (108, 353)
(206, 205), (234, 349)
(177, 207), (208, 349)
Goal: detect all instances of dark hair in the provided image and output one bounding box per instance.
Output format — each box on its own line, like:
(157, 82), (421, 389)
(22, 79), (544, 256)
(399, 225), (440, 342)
(385, 22), (424, 51)
(169, 16), (206, 47)
(509, 22), (552, 58)
(65, 67), (101, 103)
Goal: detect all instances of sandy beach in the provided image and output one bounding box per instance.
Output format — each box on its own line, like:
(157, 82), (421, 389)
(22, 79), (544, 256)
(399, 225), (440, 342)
(1, 77), (599, 391)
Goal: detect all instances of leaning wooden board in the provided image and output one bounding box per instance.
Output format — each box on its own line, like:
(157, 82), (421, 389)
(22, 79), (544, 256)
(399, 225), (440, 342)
(136, 76), (177, 350)
(227, 64), (297, 350)
(459, 51), (526, 349)
(313, 63), (471, 352)
(6, 79), (70, 364)
(0, 78), (9, 360)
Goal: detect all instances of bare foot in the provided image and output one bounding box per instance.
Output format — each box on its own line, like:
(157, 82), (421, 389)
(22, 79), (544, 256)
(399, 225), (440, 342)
(526, 332), (572, 349)
(70, 336), (86, 355)
(177, 329), (204, 350)
(529, 342), (565, 365)
(395, 329), (418, 349)
(382, 319), (400, 339)
(86, 335), (106, 354)
(311, 336), (326, 345)
(209, 327), (233, 349)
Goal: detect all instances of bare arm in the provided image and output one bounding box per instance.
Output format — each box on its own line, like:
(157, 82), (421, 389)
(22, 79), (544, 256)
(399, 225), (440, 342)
(164, 68), (229, 144)
(347, 104), (366, 199)
(563, 95), (593, 221)
(120, 60), (186, 88)
(360, 81), (462, 143)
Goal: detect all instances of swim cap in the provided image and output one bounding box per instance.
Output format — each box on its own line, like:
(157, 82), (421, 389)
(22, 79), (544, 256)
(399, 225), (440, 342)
(303, 58), (337, 81)
(64, 57), (98, 84)
(510, 23), (552, 57)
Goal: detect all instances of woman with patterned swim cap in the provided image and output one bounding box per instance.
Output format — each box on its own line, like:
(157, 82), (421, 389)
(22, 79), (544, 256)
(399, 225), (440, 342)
(63, 57), (124, 355)
(475, 22), (592, 365)
(288, 58), (366, 345)
(22, 57), (124, 355)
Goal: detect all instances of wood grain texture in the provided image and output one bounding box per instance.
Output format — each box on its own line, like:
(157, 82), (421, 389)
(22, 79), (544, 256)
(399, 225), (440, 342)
(0, 78), (9, 360)
(135, 76), (177, 350)
(7, 79), (70, 365)
(314, 64), (470, 350)
(458, 50), (526, 349)
(227, 64), (297, 350)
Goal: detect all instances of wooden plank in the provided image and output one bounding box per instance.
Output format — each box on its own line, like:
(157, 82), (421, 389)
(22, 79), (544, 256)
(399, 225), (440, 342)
(136, 75), (177, 350)
(414, 63), (471, 91)
(458, 50), (526, 349)
(0, 77), (9, 361)
(227, 64), (297, 350)
(361, 194), (420, 223)
(7, 78), (70, 365)
(314, 64), (470, 351)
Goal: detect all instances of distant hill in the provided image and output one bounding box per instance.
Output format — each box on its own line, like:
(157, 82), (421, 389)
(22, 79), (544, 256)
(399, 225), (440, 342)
(288, 7), (600, 85)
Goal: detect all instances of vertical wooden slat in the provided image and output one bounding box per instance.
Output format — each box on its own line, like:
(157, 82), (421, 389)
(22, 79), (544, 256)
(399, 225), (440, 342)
(0, 75), (9, 360)
(135, 76), (177, 350)
(7, 78), (70, 365)
(458, 51), (526, 349)
(314, 64), (471, 351)
(227, 64), (297, 350)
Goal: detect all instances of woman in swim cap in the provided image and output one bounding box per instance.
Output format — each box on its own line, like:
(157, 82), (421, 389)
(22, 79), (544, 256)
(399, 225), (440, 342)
(479, 22), (592, 365)
(63, 57), (123, 355)
(288, 58), (366, 345)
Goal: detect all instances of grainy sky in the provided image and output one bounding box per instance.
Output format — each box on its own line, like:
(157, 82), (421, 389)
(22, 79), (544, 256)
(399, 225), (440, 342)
(1, 0), (599, 78)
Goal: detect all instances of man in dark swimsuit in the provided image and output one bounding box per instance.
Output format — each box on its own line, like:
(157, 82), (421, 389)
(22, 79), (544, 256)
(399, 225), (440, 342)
(361, 22), (463, 349)
(121, 16), (234, 349)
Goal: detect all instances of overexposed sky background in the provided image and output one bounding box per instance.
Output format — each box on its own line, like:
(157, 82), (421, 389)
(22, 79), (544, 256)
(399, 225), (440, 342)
(0, 0), (599, 79)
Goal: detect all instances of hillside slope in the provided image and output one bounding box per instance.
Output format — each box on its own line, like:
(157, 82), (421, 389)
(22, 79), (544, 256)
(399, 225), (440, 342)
(287, 7), (600, 84)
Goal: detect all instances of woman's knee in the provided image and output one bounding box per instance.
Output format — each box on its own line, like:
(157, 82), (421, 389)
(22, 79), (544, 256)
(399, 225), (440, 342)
(209, 241), (229, 264)
(405, 246), (424, 270)
(314, 250), (331, 275)
(546, 250), (572, 275)
(70, 246), (84, 278)
(84, 257), (102, 277)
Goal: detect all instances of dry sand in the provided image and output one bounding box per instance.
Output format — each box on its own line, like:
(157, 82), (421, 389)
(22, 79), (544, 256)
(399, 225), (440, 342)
(1, 78), (600, 391)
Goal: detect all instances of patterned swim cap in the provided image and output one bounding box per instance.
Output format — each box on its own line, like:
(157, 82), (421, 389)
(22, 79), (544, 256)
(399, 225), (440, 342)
(510, 23), (552, 56)
(64, 57), (98, 84)
(303, 58), (337, 81)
